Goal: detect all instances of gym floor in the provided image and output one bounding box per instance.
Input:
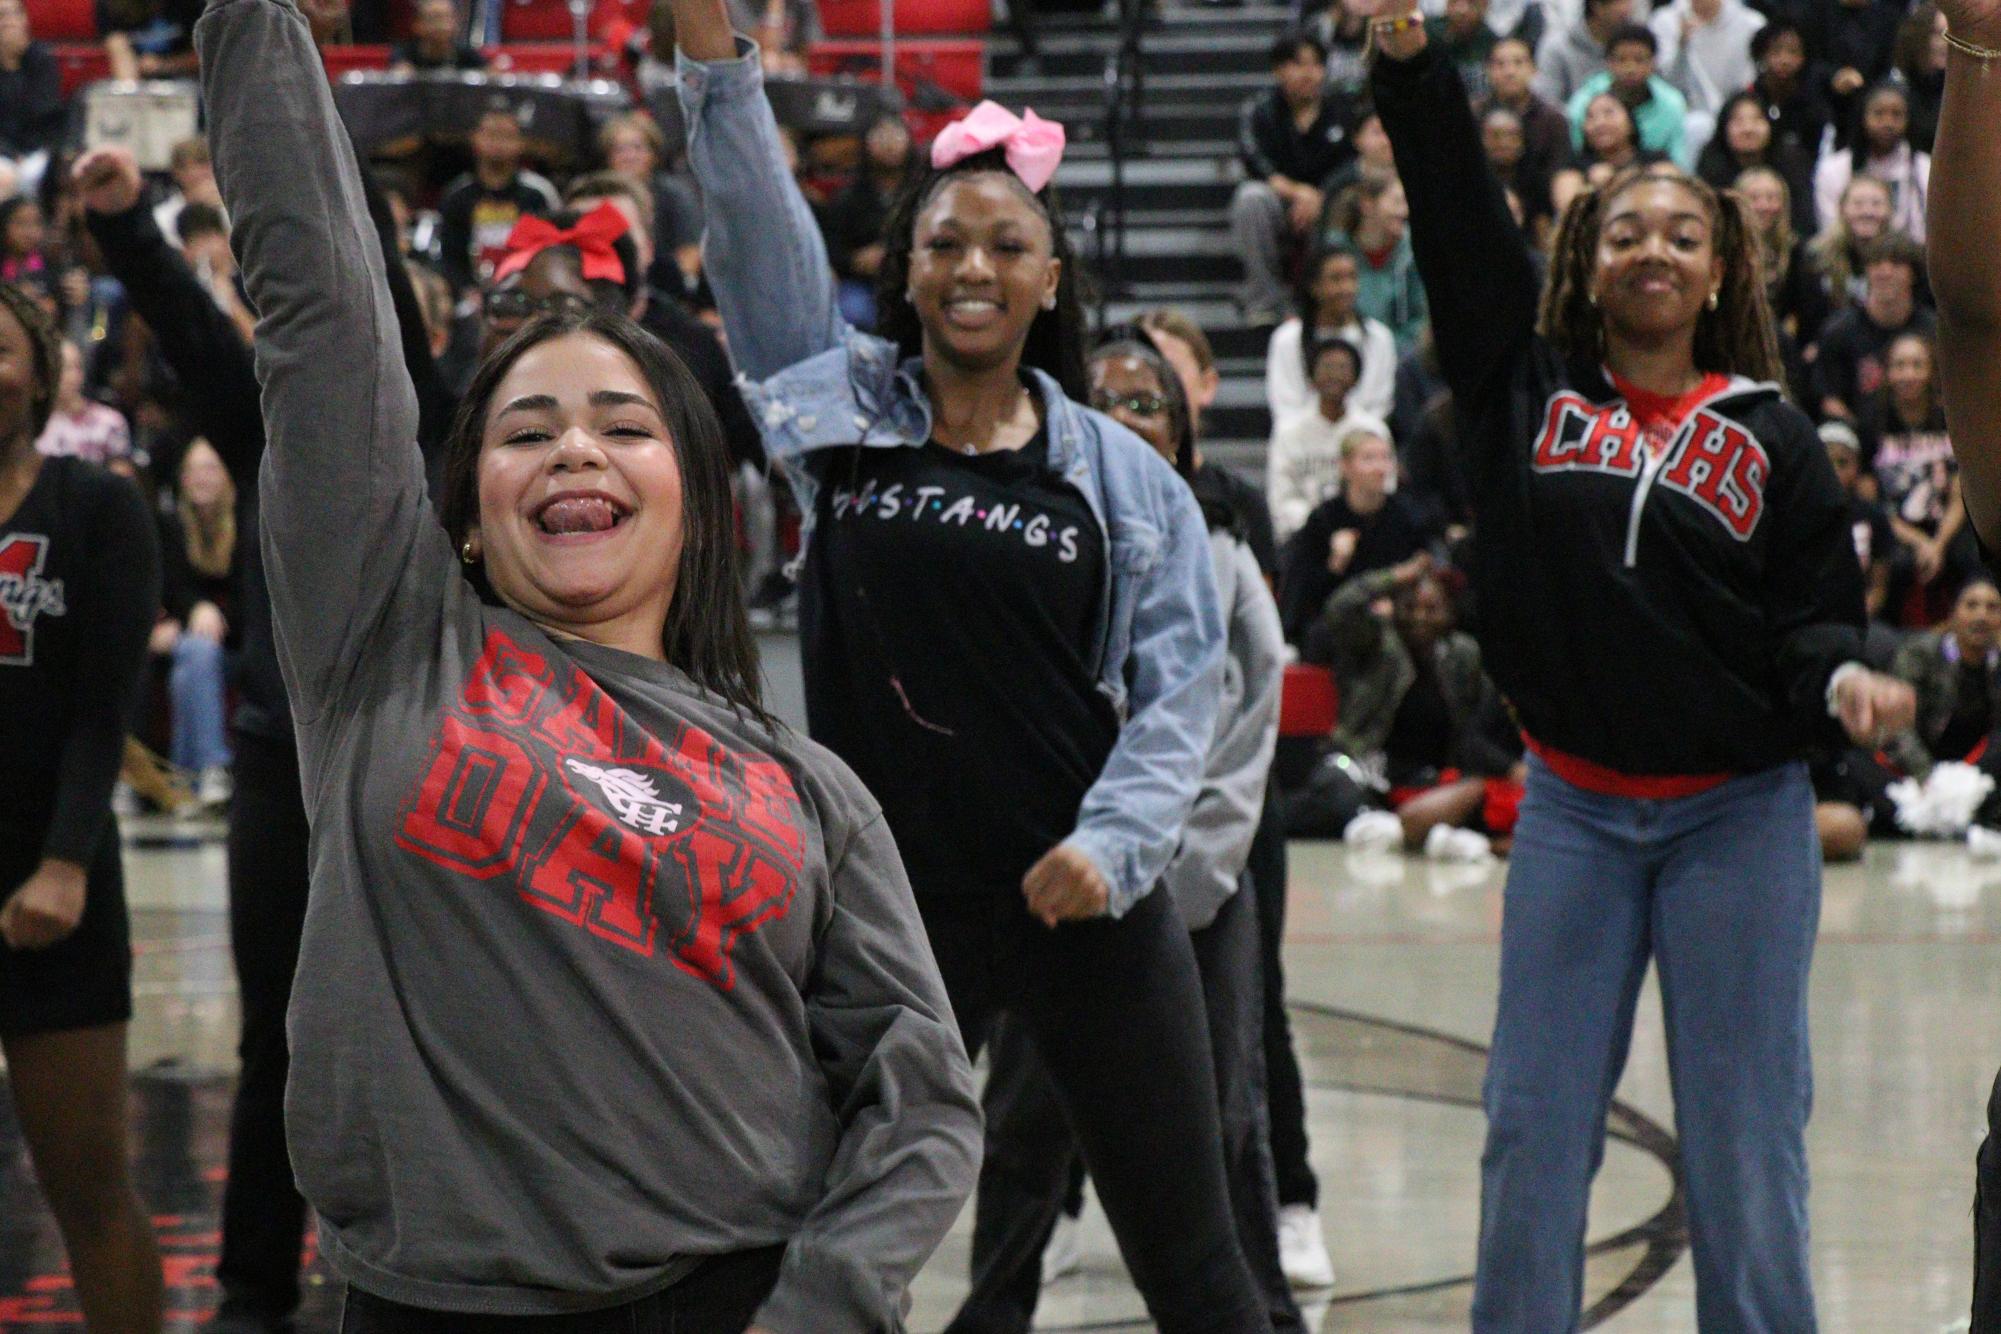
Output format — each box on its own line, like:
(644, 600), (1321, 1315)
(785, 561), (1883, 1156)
(0, 827), (1991, 1331)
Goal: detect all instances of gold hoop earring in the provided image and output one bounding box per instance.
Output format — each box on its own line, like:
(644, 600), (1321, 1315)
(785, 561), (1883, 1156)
(460, 539), (478, 566)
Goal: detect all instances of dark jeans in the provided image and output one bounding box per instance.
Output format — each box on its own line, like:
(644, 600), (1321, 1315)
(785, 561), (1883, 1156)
(1975, 1066), (2001, 1332)
(337, 1246), (785, 1334)
(215, 728), (314, 1322)
(1249, 788), (1317, 1209)
(918, 886), (1266, 1334)
(967, 884), (1303, 1333)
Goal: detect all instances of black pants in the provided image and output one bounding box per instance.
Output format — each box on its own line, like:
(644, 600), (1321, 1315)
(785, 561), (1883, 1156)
(337, 1246), (785, 1334)
(1249, 788), (1317, 1210)
(1976, 1066), (2001, 1332)
(215, 727), (314, 1322)
(966, 884), (1304, 1333)
(919, 886), (1266, 1334)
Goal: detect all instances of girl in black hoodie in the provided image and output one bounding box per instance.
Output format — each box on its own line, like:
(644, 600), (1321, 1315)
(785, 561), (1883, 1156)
(1371, 7), (1912, 1328)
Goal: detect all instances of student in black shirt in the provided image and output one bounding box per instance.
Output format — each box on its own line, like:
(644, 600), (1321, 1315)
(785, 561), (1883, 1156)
(0, 282), (164, 1333)
(389, 0), (485, 71)
(1231, 31), (1359, 326)
(437, 106), (560, 294)
(1276, 424), (1434, 645)
(1815, 233), (1937, 422)
(0, 0), (62, 167)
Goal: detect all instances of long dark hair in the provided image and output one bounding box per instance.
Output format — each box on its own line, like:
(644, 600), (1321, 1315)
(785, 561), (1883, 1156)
(873, 145), (1089, 401)
(438, 307), (770, 725)
(0, 282), (59, 440)
(1540, 162), (1784, 385)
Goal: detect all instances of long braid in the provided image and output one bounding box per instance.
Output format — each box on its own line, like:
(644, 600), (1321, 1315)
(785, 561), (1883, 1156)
(1538, 163), (1785, 390)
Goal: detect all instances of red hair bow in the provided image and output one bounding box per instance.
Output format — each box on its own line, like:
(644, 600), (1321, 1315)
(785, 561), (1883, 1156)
(492, 202), (630, 285)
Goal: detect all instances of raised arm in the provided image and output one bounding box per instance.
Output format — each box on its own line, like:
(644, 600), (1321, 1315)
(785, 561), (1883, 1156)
(1370, 20), (1541, 403)
(672, 0), (846, 380)
(1928, 0), (2001, 550)
(760, 808), (980, 1332)
(198, 0), (429, 725)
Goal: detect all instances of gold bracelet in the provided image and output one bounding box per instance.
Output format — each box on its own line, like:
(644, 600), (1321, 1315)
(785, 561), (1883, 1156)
(1945, 27), (2001, 62)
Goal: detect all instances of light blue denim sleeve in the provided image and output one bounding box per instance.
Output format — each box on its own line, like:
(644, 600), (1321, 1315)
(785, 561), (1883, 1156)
(676, 39), (850, 380)
(1066, 474), (1227, 919)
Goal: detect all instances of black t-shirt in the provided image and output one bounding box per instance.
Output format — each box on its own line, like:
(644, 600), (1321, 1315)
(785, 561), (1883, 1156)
(1845, 494), (1894, 575)
(1, 457), (159, 862)
(800, 431), (1115, 894)
(1276, 490), (1432, 645)
(436, 172), (557, 293)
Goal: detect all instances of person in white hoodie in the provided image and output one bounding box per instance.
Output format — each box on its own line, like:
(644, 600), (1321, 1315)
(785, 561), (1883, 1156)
(1649, 0), (1765, 150)
(1266, 243), (1397, 428)
(1267, 336), (1392, 542)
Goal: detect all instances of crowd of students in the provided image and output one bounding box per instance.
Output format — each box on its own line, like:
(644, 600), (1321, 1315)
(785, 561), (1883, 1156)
(1248, 0), (2001, 863)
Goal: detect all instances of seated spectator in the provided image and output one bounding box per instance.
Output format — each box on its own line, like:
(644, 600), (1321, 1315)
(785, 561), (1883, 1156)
(1230, 32), (1357, 327)
(1476, 37), (1575, 190)
(1305, 555), (1524, 858)
(1736, 166), (1827, 400)
(437, 104), (559, 294)
(1809, 172), (1895, 313)
(1276, 422), (1431, 644)
(1817, 575), (2001, 845)
(1564, 25), (1688, 167)
(1552, 91), (1665, 200)
(562, 174), (762, 468)
(101, 0), (202, 80)
(1813, 82), (1930, 240)
(1649, 0), (1763, 149)
(153, 437), (237, 807)
(1749, 19), (1832, 165)
(728, 0), (816, 76)
(36, 338), (130, 464)
(176, 201), (256, 345)
(1317, 174), (1427, 352)
(1889, 2), (1944, 154)
(1480, 106), (1556, 247)
(597, 112), (703, 296)
(1862, 331), (1971, 624)
(1321, 108), (1397, 198)
(1533, 0), (1631, 107)
(1820, 419), (1895, 632)
(0, 0), (61, 182)
(1268, 337), (1391, 543)
(1801, 0), (1901, 153)
(1426, 0), (1499, 97)
(1697, 92), (1817, 237)
(152, 136), (222, 247)
(1305, 0), (1375, 97)
(823, 113), (914, 331)
(1815, 232), (1934, 422)
(389, 0), (485, 72)
(0, 191), (46, 283)
(1267, 244), (1397, 428)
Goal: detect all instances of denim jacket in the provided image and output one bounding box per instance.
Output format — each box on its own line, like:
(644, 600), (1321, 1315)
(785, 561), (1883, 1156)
(678, 42), (1225, 917)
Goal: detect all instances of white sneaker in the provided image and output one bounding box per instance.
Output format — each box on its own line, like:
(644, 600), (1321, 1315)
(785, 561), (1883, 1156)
(1342, 810), (1403, 850)
(1424, 824), (1493, 863)
(196, 765), (233, 809)
(1277, 1203), (1335, 1290)
(1040, 1209), (1083, 1285)
(1971, 826), (2001, 861)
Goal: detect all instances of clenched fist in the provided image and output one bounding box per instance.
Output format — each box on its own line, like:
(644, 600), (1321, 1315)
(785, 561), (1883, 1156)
(1022, 843), (1110, 926)
(0, 858), (87, 950)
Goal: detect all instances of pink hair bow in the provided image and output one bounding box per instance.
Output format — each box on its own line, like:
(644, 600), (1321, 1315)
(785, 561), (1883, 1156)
(930, 101), (1067, 194)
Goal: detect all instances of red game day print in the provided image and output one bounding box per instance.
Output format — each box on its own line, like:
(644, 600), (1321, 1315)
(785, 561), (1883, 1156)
(395, 630), (806, 990)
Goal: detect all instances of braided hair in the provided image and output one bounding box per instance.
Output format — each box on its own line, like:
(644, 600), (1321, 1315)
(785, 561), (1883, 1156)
(0, 281), (61, 442)
(873, 145), (1090, 402)
(1539, 162), (1783, 387)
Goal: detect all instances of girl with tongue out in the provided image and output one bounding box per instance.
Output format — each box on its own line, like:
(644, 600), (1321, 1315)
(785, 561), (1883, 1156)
(670, 0), (1268, 1328)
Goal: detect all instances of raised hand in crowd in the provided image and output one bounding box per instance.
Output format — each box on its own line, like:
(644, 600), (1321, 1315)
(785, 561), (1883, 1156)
(72, 146), (144, 219)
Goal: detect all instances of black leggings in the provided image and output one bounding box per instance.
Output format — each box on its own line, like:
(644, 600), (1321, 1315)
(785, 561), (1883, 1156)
(965, 883), (1303, 1333)
(337, 1246), (786, 1334)
(918, 886), (1265, 1334)
(1248, 787), (1317, 1210)
(215, 728), (314, 1322)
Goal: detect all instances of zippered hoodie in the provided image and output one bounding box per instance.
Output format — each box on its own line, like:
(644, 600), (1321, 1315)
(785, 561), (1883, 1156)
(1374, 47), (1865, 778)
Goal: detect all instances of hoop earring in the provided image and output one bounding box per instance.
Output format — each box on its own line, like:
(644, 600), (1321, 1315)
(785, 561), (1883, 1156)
(460, 539), (479, 566)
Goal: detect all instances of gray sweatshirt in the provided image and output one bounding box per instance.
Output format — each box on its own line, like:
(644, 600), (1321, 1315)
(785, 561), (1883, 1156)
(196, 0), (980, 1326)
(1532, 19), (1607, 107)
(1164, 532), (1284, 931)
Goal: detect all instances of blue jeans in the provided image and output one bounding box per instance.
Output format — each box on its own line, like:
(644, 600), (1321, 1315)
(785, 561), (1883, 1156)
(1473, 755), (1820, 1333)
(170, 635), (232, 772)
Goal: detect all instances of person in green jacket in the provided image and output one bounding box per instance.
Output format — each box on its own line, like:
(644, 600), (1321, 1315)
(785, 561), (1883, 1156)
(1565, 24), (1691, 167)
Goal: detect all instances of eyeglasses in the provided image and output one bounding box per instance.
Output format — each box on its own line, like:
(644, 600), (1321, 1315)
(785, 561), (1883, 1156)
(485, 289), (594, 324)
(1090, 391), (1169, 418)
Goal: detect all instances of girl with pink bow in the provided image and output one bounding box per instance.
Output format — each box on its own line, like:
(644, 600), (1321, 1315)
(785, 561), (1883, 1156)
(671, 0), (1273, 1329)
